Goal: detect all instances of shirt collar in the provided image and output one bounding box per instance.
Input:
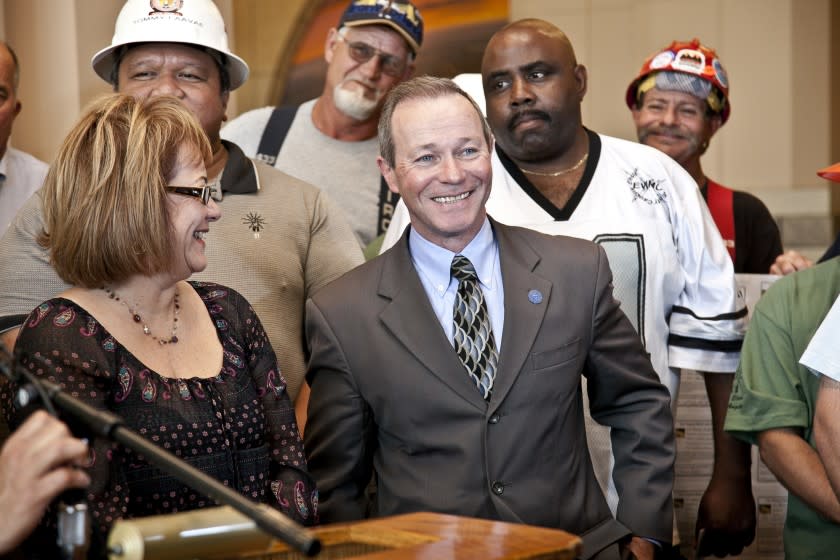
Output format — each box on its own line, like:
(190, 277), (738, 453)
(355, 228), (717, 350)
(218, 140), (258, 195)
(409, 217), (496, 289)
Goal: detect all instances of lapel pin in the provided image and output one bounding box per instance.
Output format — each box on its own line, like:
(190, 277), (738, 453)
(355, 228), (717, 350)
(528, 289), (543, 304)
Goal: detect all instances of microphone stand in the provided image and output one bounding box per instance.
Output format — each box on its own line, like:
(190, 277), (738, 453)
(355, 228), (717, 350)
(0, 349), (321, 558)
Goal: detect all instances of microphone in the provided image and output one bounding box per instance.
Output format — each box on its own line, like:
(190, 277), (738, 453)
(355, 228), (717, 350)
(56, 497), (91, 560)
(0, 341), (92, 559)
(107, 505), (299, 560)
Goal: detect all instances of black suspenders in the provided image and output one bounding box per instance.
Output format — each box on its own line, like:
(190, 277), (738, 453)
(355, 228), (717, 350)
(255, 105), (399, 236)
(254, 105), (298, 166)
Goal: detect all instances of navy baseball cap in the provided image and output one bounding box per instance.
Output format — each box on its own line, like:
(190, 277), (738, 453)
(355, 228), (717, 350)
(339, 0), (424, 55)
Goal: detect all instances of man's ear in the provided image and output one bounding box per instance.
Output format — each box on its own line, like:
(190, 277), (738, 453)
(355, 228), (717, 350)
(574, 64), (588, 102)
(708, 113), (723, 138)
(13, 100), (21, 118)
(630, 103), (645, 136)
(325, 28), (340, 64)
(220, 90), (229, 115)
(377, 156), (400, 194)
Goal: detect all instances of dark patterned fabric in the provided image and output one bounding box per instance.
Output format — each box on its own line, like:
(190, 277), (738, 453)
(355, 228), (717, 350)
(2, 282), (317, 559)
(451, 255), (498, 399)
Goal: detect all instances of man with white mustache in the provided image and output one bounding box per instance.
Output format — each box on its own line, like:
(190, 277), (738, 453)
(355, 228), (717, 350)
(332, 72), (382, 121)
(222, 0), (422, 250)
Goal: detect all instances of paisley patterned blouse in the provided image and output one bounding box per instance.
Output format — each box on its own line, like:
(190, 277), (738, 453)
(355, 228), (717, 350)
(3, 282), (317, 558)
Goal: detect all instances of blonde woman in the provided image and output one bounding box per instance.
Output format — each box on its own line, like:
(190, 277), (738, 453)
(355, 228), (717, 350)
(2, 94), (316, 558)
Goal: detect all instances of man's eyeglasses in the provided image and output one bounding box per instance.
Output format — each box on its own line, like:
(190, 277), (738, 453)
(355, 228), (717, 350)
(165, 182), (216, 205)
(336, 29), (408, 78)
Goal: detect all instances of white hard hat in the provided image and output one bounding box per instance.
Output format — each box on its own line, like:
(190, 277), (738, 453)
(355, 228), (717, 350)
(91, 0), (249, 90)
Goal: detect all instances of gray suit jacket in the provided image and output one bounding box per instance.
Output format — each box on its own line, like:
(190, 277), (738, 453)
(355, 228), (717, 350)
(304, 220), (674, 558)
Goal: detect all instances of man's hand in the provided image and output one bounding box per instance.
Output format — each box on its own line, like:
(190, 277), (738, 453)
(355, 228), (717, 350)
(815, 376), (840, 504)
(698, 372), (757, 557)
(620, 536), (655, 560)
(0, 411), (91, 554)
(769, 250), (813, 276)
(695, 473), (756, 557)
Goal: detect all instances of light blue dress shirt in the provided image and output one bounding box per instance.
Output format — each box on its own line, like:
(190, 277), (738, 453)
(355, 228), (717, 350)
(408, 218), (504, 351)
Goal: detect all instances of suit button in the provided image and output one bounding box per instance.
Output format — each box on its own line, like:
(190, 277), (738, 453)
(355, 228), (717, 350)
(488, 414), (500, 424)
(492, 482), (504, 495)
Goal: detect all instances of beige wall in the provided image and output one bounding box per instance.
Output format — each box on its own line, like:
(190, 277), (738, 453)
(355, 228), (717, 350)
(5, 2), (81, 162)
(231, 0), (311, 114)
(2, 0), (835, 233)
(2, 1), (124, 162)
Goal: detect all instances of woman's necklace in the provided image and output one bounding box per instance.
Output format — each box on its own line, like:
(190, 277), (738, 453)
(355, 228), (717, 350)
(103, 286), (180, 345)
(520, 151), (589, 177)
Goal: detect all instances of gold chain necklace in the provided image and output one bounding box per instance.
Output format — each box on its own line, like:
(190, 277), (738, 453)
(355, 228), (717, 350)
(103, 286), (180, 345)
(520, 151), (589, 177)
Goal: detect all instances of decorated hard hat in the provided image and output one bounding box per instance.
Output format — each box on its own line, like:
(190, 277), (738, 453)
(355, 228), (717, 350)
(818, 162), (840, 183)
(626, 38), (730, 124)
(91, 0), (249, 90)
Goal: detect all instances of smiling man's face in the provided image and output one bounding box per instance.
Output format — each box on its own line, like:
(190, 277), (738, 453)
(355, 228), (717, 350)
(378, 93), (492, 253)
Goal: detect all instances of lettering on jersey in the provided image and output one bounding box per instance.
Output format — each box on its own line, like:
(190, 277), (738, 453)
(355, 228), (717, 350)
(592, 234), (647, 347)
(626, 168), (667, 205)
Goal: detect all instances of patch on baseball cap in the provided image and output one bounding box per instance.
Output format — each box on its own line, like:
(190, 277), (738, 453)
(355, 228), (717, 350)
(339, 0), (424, 55)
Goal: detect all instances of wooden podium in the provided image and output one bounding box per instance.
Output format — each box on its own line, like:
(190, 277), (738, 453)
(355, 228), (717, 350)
(253, 512), (582, 559)
(108, 509), (581, 559)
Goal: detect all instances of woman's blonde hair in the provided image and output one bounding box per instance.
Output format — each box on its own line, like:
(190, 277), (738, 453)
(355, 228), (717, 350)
(39, 93), (212, 288)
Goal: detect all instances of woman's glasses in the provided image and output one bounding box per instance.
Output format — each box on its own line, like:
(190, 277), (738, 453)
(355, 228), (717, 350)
(165, 182), (216, 205)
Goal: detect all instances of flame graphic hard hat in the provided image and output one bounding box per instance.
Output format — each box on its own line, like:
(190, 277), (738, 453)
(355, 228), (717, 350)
(626, 38), (730, 124)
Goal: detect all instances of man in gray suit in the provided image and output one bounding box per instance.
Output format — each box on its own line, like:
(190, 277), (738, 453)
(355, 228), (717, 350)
(304, 76), (675, 560)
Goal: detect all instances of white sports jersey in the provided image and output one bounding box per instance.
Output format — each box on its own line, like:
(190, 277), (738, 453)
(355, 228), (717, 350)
(382, 129), (747, 515)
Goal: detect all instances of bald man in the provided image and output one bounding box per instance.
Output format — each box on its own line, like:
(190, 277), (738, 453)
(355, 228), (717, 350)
(382, 19), (752, 557)
(0, 42), (48, 236)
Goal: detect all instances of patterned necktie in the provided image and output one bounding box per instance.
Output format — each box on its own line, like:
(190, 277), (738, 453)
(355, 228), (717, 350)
(451, 255), (499, 399)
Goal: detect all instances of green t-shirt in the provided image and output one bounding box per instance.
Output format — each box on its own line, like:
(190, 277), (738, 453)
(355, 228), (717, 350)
(725, 257), (840, 559)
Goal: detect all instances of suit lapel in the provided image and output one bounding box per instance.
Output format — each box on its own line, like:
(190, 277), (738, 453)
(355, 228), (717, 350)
(489, 221), (552, 409)
(378, 231), (487, 411)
